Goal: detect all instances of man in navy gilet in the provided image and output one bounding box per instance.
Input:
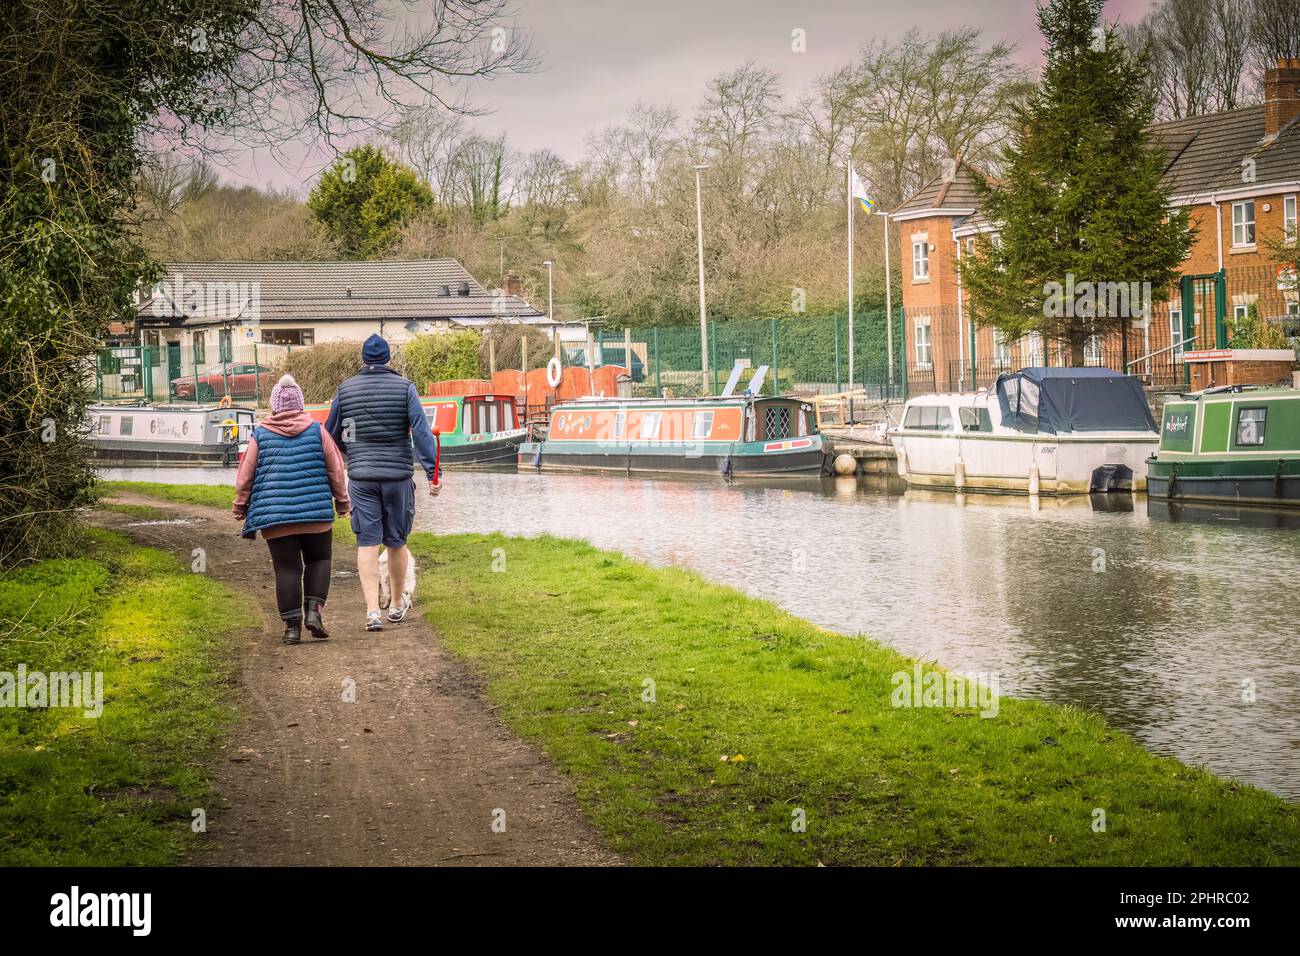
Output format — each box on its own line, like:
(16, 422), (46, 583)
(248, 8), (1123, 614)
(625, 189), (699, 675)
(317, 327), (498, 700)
(325, 334), (442, 632)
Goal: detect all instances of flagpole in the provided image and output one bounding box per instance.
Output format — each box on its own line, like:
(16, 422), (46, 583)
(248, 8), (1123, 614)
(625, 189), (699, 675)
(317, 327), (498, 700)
(847, 160), (854, 394)
(884, 211), (893, 387)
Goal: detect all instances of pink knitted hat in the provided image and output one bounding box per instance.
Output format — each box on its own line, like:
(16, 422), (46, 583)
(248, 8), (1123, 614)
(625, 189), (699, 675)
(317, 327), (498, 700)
(269, 374), (304, 414)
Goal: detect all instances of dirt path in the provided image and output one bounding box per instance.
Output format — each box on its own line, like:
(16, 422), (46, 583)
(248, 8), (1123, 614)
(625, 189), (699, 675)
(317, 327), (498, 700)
(94, 492), (620, 867)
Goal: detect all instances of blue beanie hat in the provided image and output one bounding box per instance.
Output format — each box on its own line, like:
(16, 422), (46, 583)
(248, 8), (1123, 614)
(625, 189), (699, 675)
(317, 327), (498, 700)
(362, 333), (390, 366)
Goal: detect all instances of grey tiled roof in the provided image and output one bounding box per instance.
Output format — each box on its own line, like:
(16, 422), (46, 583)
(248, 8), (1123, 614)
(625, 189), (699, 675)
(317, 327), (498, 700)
(1151, 105), (1300, 198)
(142, 259), (546, 325)
(895, 107), (1300, 221)
(893, 160), (988, 216)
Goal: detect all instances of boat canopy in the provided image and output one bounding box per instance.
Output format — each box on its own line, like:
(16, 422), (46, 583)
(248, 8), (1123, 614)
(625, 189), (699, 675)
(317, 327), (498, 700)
(992, 367), (1157, 435)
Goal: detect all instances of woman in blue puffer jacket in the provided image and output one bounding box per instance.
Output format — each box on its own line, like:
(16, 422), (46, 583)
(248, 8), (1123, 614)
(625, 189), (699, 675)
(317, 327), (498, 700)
(232, 375), (350, 644)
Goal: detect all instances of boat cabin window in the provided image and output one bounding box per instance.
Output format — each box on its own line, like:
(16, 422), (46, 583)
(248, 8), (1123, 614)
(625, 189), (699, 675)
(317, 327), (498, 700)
(958, 407), (992, 433)
(693, 410), (714, 439)
(641, 412), (662, 440)
(1236, 407), (1267, 446)
(463, 398), (516, 435)
(613, 409), (627, 439)
(903, 404), (954, 431)
(119, 416), (134, 436)
(98, 415), (111, 435)
(763, 404), (794, 440)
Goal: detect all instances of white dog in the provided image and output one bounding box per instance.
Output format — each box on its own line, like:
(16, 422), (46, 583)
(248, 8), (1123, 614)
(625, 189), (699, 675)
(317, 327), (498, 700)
(377, 546), (417, 610)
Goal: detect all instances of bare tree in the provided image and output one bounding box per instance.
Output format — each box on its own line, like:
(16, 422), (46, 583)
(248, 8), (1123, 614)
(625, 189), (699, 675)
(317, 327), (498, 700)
(388, 106), (468, 204)
(1127, 0), (1260, 120)
(1252, 0), (1300, 64)
(693, 62), (783, 161)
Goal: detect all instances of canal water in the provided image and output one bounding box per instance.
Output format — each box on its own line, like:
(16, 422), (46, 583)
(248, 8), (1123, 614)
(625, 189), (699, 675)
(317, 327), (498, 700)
(103, 466), (1300, 800)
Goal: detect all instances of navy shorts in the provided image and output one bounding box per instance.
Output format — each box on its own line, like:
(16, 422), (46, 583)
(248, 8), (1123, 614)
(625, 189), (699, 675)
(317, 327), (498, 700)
(348, 477), (416, 548)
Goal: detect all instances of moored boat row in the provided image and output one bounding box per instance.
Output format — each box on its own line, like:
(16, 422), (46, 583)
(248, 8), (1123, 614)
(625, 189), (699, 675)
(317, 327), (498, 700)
(85, 365), (1300, 509)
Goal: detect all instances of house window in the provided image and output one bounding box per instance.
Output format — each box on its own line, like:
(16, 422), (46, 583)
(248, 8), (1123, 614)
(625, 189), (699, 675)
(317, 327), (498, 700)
(1236, 407), (1266, 446)
(993, 330), (1012, 369)
(192, 332), (206, 364)
(1232, 200), (1255, 247)
(1234, 303), (1250, 323)
(261, 328), (315, 346)
(912, 240), (930, 280)
(640, 412), (662, 440)
(914, 316), (933, 368)
(692, 411), (714, 439)
(1286, 195), (1297, 242)
(1170, 309), (1184, 357)
(1026, 332), (1044, 366)
(219, 328), (233, 361)
(1084, 335), (1102, 365)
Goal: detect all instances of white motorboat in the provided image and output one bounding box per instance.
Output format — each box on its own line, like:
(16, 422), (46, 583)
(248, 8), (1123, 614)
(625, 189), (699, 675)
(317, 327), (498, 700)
(890, 368), (1160, 494)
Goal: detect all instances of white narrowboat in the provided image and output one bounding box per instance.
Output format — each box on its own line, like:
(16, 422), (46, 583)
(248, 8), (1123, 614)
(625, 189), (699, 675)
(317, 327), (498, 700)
(890, 368), (1160, 495)
(87, 403), (255, 467)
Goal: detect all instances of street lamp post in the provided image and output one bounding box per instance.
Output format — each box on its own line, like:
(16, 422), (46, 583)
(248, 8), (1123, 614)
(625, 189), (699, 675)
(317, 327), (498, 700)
(693, 164), (709, 394)
(543, 261), (554, 323)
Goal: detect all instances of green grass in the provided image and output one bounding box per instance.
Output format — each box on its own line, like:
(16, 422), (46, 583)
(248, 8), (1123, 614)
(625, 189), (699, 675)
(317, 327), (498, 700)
(96, 480), (236, 511)
(98, 482), (1300, 866)
(96, 480), (355, 543)
(407, 532), (1300, 866)
(0, 528), (251, 865)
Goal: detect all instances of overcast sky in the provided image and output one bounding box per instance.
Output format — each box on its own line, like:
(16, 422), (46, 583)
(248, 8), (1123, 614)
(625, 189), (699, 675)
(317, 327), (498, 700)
(220, 0), (1154, 193)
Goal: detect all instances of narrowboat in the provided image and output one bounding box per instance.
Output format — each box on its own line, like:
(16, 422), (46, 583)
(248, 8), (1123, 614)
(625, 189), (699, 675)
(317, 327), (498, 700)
(305, 392), (526, 467)
(518, 382), (828, 478)
(1146, 386), (1300, 506)
(890, 368), (1160, 495)
(87, 402), (254, 466)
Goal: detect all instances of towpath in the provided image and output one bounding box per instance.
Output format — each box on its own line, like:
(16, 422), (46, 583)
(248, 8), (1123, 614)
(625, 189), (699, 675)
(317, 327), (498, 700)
(94, 491), (619, 867)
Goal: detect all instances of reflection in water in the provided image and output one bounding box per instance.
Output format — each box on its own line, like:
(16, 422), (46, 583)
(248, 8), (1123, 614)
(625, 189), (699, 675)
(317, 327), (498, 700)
(96, 465), (1300, 799)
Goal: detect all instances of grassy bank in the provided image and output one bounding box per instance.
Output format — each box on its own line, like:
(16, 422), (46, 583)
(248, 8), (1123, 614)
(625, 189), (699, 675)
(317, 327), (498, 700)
(95, 482), (1300, 865)
(407, 531), (1300, 866)
(95, 480), (355, 543)
(0, 528), (250, 865)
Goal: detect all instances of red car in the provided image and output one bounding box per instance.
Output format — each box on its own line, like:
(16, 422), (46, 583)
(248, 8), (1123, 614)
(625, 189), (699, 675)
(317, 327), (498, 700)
(171, 363), (273, 401)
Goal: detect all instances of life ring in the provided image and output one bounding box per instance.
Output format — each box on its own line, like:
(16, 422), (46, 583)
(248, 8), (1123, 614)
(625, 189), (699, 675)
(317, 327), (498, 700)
(546, 356), (562, 388)
(218, 394), (233, 408)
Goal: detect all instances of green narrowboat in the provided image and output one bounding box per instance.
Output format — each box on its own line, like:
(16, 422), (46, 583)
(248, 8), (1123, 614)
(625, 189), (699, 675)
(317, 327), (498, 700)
(305, 393), (526, 467)
(1146, 386), (1300, 506)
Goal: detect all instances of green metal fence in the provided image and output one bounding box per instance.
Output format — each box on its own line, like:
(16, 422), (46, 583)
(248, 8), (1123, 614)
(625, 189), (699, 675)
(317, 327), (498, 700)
(591, 310), (907, 399)
(95, 341), (289, 404)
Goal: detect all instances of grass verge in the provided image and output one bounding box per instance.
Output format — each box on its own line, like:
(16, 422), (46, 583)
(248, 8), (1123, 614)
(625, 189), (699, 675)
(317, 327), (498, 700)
(0, 527), (250, 865)
(408, 531), (1300, 866)
(95, 479), (355, 543)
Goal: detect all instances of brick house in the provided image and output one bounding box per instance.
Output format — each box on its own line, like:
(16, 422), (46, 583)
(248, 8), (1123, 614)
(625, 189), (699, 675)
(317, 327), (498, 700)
(894, 60), (1300, 393)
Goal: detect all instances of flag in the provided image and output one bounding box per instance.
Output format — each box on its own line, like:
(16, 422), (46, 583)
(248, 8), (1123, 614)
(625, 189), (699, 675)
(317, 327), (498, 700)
(851, 169), (876, 215)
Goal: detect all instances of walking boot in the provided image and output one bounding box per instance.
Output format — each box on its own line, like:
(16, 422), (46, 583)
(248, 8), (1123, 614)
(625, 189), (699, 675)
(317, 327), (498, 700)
(282, 619), (302, 645)
(304, 598), (330, 640)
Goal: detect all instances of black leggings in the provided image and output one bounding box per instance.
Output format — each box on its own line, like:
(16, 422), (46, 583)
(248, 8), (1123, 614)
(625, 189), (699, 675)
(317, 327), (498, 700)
(265, 531), (333, 621)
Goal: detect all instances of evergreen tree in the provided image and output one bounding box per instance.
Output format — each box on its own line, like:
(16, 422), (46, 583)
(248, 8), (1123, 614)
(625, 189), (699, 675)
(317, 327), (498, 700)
(958, 0), (1193, 365)
(308, 146), (435, 259)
